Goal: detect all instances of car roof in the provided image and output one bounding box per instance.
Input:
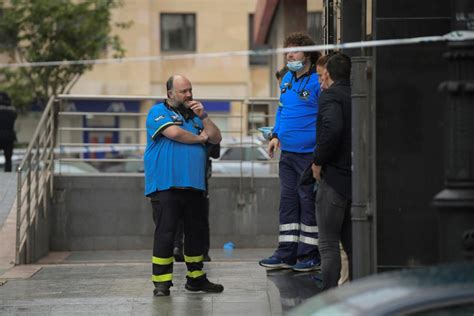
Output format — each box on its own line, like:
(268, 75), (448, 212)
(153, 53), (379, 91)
(289, 261), (474, 316)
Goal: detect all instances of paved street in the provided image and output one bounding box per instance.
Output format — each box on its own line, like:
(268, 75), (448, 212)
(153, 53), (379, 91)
(0, 249), (321, 315)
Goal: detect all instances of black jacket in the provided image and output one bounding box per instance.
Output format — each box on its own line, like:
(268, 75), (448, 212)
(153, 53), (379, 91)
(0, 105), (17, 143)
(313, 80), (352, 199)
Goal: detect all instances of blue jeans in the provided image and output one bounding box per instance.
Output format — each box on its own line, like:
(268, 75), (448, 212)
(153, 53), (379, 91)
(315, 179), (352, 290)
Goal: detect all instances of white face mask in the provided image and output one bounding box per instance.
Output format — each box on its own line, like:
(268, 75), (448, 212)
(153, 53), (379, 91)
(287, 60), (304, 72)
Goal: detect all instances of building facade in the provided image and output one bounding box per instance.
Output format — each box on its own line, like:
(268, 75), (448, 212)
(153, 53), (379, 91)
(11, 0), (323, 150)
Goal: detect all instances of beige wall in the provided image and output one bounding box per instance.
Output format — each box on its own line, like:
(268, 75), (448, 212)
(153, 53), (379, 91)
(150, 0), (259, 98)
(71, 0), (153, 96)
(308, 0), (323, 12)
(71, 0), (266, 99)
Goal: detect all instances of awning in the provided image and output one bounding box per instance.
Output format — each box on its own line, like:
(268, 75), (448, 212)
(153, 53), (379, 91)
(254, 0), (279, 45)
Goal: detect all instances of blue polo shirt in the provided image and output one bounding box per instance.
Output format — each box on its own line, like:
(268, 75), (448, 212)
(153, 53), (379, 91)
(273, 67), (320, 153)
(144, 102), (206, 196)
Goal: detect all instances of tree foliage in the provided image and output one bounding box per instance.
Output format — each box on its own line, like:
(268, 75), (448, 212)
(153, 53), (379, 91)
(0, 0), (131, 110)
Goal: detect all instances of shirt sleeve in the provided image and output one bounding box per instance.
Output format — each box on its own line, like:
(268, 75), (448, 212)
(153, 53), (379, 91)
(272, 102), (283, 137)
(146, 105), (177, 140)
(313, 89), (344, 165)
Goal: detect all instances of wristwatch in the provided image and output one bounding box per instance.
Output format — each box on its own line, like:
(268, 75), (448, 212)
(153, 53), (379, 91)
(200, 112), (208, 120)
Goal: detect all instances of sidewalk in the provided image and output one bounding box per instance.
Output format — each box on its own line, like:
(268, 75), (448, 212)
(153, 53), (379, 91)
(0, 173), (17, 275)
(0, 249), (321, 315)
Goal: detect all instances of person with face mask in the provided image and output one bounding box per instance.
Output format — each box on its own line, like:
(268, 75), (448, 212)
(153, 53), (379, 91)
(144, 75), (224, 296)
(259, 32), (323, 273)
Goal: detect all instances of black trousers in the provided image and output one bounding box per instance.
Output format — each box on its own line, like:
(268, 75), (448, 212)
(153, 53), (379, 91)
(174, 195), (210, 254)
(315, 179), (352, 290)
(0, 141), (13, 172)
(150, 189), (207, 285)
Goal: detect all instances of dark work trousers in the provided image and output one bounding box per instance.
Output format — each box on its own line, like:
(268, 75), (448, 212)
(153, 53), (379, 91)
(150, 189), (207, 285)
(315, 179), (352, 290)
(174, 194), (210, 255)
(0, 141), (13, 172)
(274, 151), (319, 264)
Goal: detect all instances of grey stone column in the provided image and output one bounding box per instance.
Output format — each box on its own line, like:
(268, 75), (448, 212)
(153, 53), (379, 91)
(433, 0), (474, 262)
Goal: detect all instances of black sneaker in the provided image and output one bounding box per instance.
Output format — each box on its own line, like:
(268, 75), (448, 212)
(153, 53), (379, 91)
(153, 281), (172, 297)
(185, 278), (224, 293)
(173, 247), (184, 262)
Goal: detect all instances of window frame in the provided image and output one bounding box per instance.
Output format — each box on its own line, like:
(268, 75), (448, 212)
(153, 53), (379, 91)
(160, 12), (196, 52)
(307, 11), (323, 44)
(248, 13), (269, 65)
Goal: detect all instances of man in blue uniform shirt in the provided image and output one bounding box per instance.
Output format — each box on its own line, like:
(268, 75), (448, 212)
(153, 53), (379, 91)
(259, 32), (322, 272)
(144, 74), (223, 296)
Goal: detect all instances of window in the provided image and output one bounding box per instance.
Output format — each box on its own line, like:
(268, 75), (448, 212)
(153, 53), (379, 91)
(248, 14), (269, 65)
(160, 13), (196, 52)
(308, 12), (323, 44)
(221, 147), (268, 161)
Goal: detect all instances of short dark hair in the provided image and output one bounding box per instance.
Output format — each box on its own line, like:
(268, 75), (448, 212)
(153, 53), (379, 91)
(284, 32), (321, 64)
(0, 91), (11, 106)
(326, 53), (351, 81)
(316, 53), (334, 68)
(275, 66), (289, 80)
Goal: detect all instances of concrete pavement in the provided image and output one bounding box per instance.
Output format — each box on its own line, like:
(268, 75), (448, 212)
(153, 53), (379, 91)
(0, 173), (17, 274)
(0, 249), (322, 315)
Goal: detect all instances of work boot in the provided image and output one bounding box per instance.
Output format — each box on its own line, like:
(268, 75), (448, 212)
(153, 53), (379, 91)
(173, 247), (184, 262)
(185, 277), (224, 293)
(153, 281), (172, 297)
(203, 253), (212, 262)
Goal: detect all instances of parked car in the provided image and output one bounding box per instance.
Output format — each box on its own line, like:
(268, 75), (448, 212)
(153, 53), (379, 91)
(54, 161), (100, 174)
(289, 261), (474, 316)
(101, 154), (144, 173)
(212, 137), (277, 176)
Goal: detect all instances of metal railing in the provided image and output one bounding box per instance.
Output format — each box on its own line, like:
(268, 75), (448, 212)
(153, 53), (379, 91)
(55, 95), (280, 179)
(16, 96), (56, 264)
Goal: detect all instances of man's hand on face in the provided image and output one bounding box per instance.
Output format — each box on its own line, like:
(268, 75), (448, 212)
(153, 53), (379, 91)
(185, 101), (206, 119)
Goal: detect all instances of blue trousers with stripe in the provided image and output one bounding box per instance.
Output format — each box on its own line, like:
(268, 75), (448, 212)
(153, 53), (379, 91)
(273, 151), (320, 263)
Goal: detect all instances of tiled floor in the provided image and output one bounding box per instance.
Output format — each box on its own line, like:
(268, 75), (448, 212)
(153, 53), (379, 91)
(0, 250), (322, 315)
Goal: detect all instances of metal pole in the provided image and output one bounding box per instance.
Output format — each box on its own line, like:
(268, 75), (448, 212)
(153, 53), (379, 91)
(16, 169), (22, 264)
(26, 155), (31, 264)
(340, 0), (363, 57)
(351, 56), (377, 278)
(325, 0), (335, 48)
(433, 0), (474, 262)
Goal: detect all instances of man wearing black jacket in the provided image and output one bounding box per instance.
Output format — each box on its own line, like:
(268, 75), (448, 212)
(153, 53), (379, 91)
(311, 53), (352, 290)
(0, 92), (17, 172)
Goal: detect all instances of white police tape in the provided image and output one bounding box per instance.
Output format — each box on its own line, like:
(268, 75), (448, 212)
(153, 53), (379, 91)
(0, 31), (473, 69)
